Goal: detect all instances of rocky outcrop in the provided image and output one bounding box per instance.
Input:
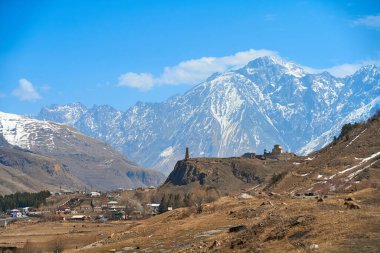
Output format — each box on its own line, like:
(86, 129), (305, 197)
(164, 160), (207, 186)
(162, 157), (292, 194)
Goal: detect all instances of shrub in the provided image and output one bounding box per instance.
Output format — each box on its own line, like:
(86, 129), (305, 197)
(269, 172), (286, 186)
(338, 123), (357, 139)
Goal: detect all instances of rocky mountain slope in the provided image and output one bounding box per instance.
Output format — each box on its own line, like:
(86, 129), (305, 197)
(161, 157), (292, 195)
(0, 136), (83, 195)
(271, 111), (380, 195)
(161, 111), (380, 196)
(0, 112), (165, 193)
(37, 56), (380, 174)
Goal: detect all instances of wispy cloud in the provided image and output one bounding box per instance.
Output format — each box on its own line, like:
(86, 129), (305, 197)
(117, 49), (278, 90)
(118, 72), (155, 91)
(353, 13), (380, 30)
(118, 49), (380, 90)
(12, 79), (41, 101)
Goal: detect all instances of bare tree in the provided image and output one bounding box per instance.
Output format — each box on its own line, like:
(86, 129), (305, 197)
(20, 241), (42, 253)
(195, 195), (204, 214)
(52, 238), (64, 253)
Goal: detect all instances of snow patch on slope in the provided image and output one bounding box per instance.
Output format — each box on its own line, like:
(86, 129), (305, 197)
(160, 146), (174, 157)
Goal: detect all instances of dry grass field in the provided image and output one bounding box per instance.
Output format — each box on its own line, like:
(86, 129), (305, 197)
(78, 188), (380, 253)
(0, 219), (137, 252)
(3, 188), (378, 252)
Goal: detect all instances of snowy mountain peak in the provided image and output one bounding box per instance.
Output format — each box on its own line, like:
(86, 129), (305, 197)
(46, 102), (87, 112)
(206, 72), (222, 82)
(354, 64), (378, 76)
(39, 102), (88, 125)
(243, 56), (306, 78)
(348, 64), (379, 85)
(247, 55), (283, 66)
(37, 60), (380, 174)
(0, 111), (74, 150)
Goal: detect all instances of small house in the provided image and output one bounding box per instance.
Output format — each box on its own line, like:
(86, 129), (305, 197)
(242, 152), (256, 158)
(107, 201), (118, 206)
(111, 211), (125, 220)
(146, 203), (160, 215)
(70, 215), (86, 221)
(90, 192), (101, 197)
(56, 205), (71, 214)
(62, 189), (74, 195)
(10, 209), (22, 218)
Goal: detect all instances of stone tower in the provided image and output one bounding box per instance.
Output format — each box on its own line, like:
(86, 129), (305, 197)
(185, 147), (190, 160)
(272, 144), (284, 155)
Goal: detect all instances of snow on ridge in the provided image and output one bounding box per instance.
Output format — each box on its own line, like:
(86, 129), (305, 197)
(33, 58), (380, 174)
(346, 128), (367, 148)
(346, 160), (377, 181)
(338, 150), (380, 175)
(160, 146), (174, 158)
(244, 55), (306, 78)
(209, 76), (244, 156)
(0, 111), (67, 150)
(299, 97), (380, 155)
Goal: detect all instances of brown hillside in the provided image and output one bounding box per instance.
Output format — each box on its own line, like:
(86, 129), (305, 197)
(30, 188), (377, 253)
(161, 112), (380, 197)
(0, 146), (83, 195)
(271, 111), (380, 194)
(0, 112), (166, 193)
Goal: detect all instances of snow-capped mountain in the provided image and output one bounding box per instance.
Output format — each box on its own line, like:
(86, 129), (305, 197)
(0, 112), (165, 190)
(37, 56), (380, 174)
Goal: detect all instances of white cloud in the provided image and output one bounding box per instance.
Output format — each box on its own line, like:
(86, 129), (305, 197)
(118, 49), (278, 90)
(118, 48), (380, 90)
(12, 79), (41, 101)
(118, 72), (155, 91)
(353, 13), (380, 30)
(303, 59), (380, 77)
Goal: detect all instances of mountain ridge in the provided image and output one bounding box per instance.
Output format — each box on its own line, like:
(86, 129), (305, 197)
(37, 56), (380, 174)
(0, 112), (165, 193)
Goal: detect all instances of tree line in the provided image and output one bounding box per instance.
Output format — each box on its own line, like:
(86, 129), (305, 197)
(158, 187), (220, 213)
(0, 190), (51, 212)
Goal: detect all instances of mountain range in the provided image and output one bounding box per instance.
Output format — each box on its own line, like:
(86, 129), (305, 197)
(0, 112), (165, 194)
(37, 56), (380, 174)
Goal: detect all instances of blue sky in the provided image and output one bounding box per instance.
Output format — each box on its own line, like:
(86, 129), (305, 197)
(1, 0), (380, 115)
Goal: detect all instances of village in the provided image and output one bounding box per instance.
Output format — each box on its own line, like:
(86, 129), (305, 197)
(0, 186), (168, 251)
(1, 186), (163, 223)
(0, 144), (300, 225)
